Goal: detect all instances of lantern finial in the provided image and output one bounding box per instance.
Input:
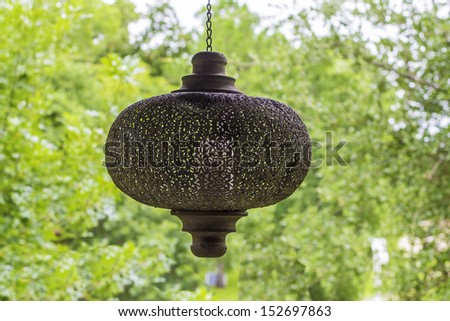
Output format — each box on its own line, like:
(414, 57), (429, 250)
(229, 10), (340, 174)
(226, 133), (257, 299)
(172, 210), (247, 257)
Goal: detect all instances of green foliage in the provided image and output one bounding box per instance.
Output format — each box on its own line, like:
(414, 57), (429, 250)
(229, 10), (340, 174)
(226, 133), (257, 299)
(0, 0), (448, 300)
(0, 0), (205, 301)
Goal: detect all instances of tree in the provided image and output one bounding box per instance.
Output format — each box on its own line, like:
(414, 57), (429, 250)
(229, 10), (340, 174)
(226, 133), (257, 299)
(0, 0), (448, 301)
(0, 0), (209, 300)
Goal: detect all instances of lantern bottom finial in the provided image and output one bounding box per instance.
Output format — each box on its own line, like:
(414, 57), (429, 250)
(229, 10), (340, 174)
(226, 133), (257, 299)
(171, 210), (248, 258)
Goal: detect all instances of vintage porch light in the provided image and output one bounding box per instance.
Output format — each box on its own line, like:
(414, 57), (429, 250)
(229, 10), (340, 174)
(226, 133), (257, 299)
(105, 1), (311, 257)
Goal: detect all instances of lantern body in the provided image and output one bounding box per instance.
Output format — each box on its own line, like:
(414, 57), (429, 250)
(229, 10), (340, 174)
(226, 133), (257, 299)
(106, 93), (310, 211)
(105, 52), (311, 257)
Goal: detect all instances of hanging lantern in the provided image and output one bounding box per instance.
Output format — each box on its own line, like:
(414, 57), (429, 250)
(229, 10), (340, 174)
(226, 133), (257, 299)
(105, 1), (311, 257)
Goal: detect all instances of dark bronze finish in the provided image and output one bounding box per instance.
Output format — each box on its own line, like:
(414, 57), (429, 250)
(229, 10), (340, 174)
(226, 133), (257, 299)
(172, 210), (247, 257)
(172, 51), (241, 94)
(105, 51), (311, 257)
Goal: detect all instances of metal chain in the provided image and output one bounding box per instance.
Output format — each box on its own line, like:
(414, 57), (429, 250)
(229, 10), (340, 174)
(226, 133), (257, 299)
(206, 0), (213, 51)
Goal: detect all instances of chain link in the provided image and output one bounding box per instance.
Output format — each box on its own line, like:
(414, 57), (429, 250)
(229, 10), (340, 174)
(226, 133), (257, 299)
(206, 0), (213, 51)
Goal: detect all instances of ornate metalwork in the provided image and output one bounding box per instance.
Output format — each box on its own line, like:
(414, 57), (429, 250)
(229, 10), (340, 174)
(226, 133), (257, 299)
(105, 51), (311, 257)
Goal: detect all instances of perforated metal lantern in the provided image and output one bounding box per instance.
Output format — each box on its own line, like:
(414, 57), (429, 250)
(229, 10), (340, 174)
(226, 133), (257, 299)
(105, 52), (311, 257)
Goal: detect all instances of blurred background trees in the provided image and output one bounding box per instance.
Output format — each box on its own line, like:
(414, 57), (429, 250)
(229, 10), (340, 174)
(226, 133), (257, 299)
(0, 0), (448, 300)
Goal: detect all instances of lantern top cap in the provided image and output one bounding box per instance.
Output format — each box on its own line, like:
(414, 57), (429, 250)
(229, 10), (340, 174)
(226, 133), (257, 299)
(192, 51), (226, 63)
(172, 51), (242, 94)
